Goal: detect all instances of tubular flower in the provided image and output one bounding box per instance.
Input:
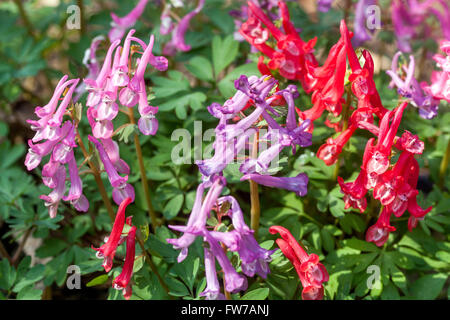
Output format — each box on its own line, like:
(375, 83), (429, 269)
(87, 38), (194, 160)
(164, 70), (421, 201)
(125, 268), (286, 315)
(112, 225), (137, 300)
(88, 135), (135, 205)
(317, 125), (357, 166)
(25, 76), (89, 216)
(366, 207), (396, 247)
(93, 197), (133, 272)
(387, 52), (440, 119)
(108, 0), (148, 42)
(167, 177), (273, 299)
(163, 0), (205, 56)
(269, 226), (328, 300)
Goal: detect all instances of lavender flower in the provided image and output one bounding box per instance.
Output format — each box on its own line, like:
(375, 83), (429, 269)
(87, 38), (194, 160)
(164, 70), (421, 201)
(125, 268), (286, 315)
(387, 52), (440, 119)
(241, 173), (309, 197)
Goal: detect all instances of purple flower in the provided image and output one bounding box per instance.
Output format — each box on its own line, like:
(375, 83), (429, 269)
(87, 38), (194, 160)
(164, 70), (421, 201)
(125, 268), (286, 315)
(241, 173), (309, 197)
(318, 0), (334, 12)
(109, 0), (148, 42)
(200, 247), (226, 300)
(387, 52), (440, 119)
(352, 0), (377, 47)
(204, 232), (248, 294)
(163, 0), (205, 56)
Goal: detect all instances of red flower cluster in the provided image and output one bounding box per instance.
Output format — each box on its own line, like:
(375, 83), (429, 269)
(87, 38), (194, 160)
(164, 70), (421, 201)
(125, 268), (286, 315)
(269, 226), (328, 300)
(240, 1), (433, 247)
(92, 197), (137, 299)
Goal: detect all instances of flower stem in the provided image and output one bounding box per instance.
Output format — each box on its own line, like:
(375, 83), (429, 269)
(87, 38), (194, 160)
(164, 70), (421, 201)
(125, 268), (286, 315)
(0, 240), (12, 265)
(136, 234), (171, 297)
(439, 137), (450, 188)
(332, 89), (352, 182)
(127, 109), (159, 231)
(13, 0), (36, 40)
(249, 131), (260, 239)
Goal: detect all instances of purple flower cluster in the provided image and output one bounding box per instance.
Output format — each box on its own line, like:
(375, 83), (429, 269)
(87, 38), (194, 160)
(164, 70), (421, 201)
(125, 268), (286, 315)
(387, 52), (440, 119)
(391, 0), (450, 53)
(198, 74), (311, 194)
(25, 76), (89, 217)
(167, 176), (275, 299)
(167, 74), (312, 299)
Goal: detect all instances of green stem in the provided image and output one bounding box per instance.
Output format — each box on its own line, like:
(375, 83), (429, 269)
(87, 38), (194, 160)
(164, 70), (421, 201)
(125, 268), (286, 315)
(0, 240), (12, 265)
(76, 131), (116, 221)
(77, 0), (86, 35)
(13, 0), (36, 40)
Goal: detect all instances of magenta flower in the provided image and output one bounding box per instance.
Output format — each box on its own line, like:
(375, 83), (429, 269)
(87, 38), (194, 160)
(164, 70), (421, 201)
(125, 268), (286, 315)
(108, 0), (148, 42)
(88, 135), (135, 205)
(39, 165), (66, 218)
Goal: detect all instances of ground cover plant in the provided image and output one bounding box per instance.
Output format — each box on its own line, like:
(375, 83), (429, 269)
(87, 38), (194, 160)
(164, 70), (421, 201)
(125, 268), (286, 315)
(0, 0), (449, 301)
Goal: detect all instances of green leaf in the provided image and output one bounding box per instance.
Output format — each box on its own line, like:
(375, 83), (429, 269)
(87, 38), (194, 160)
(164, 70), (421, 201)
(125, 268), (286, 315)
(0, 259), (16, 290)
(217, 63), (259, 98)
(212, 35), (239, 78)
(409, 273), (447, 299)
(16, 285), (42, 300)
(241, 288), (270, 300)
(12, 264), (45, 292)
(186, 56), (213, 82)
(343, 238), (379, 252)
(86, 274), (109, 287)
(163, 194), (184, 220)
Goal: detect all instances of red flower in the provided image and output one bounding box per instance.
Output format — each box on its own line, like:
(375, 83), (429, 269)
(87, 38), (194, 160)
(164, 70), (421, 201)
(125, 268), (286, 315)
(366, 102), (407, 176)
(366, 207), (396, 247)
(112, 225), (137, 300)
(269, 225), (328, 300)
(317, 125), (357, 165)
(92, 197), (133, 272)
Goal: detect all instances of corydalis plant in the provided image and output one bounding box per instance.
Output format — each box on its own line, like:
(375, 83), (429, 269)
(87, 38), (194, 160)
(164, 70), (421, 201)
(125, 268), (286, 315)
(25, 76), (89, 217)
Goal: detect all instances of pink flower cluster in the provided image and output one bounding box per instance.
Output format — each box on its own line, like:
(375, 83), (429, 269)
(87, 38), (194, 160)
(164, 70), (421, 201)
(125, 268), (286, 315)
(25, 76), (89, 217)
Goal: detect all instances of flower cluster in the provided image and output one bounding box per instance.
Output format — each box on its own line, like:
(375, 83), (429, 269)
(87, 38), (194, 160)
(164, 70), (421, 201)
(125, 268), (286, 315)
(391, 0), (450, 53)
(338, 104), (432, 246)
(269, 225), (329, 300)
(200, 74), (311, 192)
(387, 52), (440, 119)
(25, 76), (89, 217)
(92, 198), (137, 299)
(167, 176), (275, 299)
(167, 72), (313, 299)
(240, 2), (434, 246)
(84, 30), (167, 139)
